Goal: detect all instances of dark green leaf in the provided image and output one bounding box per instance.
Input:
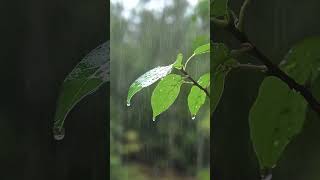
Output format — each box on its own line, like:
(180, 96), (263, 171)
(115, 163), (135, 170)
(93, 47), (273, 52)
(210, 64), (230, 113)
(194, 43), (210, 55)
(53, 41), (109, 140)
(151, 74), (183, 120)
(127, 64), (173, 106)
(282, 37), (320, 84)
(249, 77), (307, 169)
(211, 43), (230, 72)
(188, 73), (210, 118)
(211, 0), (229, 18)
(173, 53), (183, 70)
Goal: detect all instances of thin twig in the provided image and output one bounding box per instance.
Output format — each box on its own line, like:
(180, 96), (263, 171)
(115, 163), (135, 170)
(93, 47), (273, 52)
(180, 69), (210, 97)
(235, 63), (267, 72)
(237, 0), (251, 31)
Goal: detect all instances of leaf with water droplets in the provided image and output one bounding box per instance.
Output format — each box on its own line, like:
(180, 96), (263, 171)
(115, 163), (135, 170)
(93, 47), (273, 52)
(151, 74), (183, 120)
(188, 73), (210, 118)
(194, 43), (210, 55)
(281, 37), (320, 84)
(249, 77), (307, 169)
(127, 64), (173, 105)
(53, 41), (109, 140)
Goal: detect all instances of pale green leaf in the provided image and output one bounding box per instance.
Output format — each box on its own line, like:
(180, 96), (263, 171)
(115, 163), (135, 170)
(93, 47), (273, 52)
(151, 74), (183, 120)
(249, 77), (307, 169)
(188, 73), (210, 117)
(127, 64), (173, 105)
(53, 41), (109, 140)
(194, 43), (210, 55)
(173, 53), (183, 70)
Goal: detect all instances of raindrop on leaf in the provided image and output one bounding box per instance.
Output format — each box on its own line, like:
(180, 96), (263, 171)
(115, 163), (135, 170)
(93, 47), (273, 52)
(127, 103), (131, 107)
(192, 116), (196, 120)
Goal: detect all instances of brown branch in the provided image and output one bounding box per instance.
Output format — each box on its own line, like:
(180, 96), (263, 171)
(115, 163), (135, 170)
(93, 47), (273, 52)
(220, 21), (320, 113)
(180, 69), (210, 97)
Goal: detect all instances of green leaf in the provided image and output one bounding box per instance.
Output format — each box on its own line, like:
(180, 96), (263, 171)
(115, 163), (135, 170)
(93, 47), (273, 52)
(151, 74), (183, 120)
(249, 77), (307, 169)
(188, 73), (210, 118)
(210, 64), (230, 113)
(127, 64), (173, 105)
(211, 43), (230, 72)
(211, 0), (229, 18)
(281, 37), (320, 84)
(173, 53), (183, 70)
(194, 43), (210, 55)
(53, 41), (109, 140)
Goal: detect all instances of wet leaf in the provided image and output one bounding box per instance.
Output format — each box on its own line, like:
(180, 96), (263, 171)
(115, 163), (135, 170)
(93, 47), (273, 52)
(194, 43), (210, 55)
(281, 37), (320, 84)
(188, 73), (210, 118)
(127, 64), (173, 105)
(249, 77), (307, 169)
(173, 53), (183, 70)
(151, 74), (183, 120)
(53, 41), (109, 139)
(211, 0), (229, 18)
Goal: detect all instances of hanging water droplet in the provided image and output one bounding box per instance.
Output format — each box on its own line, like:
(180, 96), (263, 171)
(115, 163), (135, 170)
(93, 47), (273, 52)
(152, 118), (156, 122)
(127, 103), (131, 107)
(192, 116), (196, 120)
(53, 128), (65, 141)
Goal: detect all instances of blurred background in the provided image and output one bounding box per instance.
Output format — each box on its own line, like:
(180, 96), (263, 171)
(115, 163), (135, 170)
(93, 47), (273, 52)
(110, 0), (210, 179)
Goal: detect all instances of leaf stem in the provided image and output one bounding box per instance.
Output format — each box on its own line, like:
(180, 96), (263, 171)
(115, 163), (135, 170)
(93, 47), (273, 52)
(235, 63), (267, 72)
(180, 69), (210, 97)
(237, 0), (251, 31)
(184, 54), (196, 70)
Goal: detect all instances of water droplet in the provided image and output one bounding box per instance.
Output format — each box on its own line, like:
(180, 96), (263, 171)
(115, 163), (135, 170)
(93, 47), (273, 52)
(192, 116), (196, 120)
(127, 103), (131, 107)
(152, 118), (156, 122)
(53, 128), (65, 141)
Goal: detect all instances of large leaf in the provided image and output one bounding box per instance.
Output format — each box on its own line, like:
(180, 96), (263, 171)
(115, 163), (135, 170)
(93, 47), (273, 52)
(249, 77), (307, 169)
(188, 73), (210, 118)
(282, 37), (320, 84)
(211, 0), (229, 18)
(127, 65), (173, 106)
(53, 41), (110, 140)
(151, 74), (183, 120)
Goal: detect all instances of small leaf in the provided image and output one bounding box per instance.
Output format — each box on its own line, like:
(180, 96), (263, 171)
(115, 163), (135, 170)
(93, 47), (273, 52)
(210, 64), (230, 113)
(127, 64), (173, 105)
(211, 43), (230, 72)
(188, 73), (210, 117)
(194, 43), (210, 55)
(249, 77), (307, 169)
(151, 74), (183, 119)
(173, 53), (183, 70)
(281, 37), (320, 84)
(211, 0), (229, 18)
(53, 41), (109, 139)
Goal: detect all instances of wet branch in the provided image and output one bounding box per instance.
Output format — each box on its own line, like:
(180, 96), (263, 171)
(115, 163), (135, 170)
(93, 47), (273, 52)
(180, 69), (210, 97)
(215, 19), (320, 113)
